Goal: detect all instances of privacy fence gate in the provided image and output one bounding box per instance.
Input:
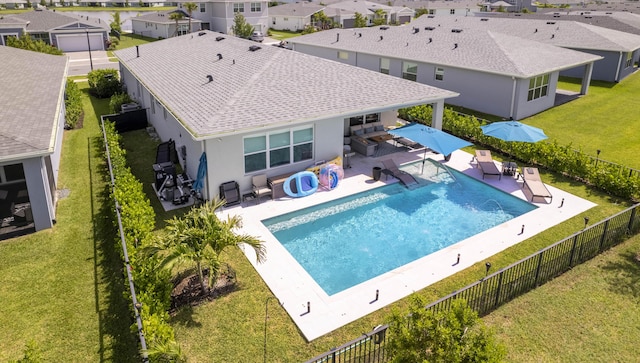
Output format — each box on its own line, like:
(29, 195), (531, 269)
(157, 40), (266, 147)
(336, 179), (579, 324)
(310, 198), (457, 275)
(306, 204), (640, 363)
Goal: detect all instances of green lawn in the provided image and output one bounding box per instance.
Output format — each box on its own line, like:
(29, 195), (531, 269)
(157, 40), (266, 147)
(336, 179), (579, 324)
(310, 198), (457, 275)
(268, 29), (303, 41)
(0, 83), (138, 361)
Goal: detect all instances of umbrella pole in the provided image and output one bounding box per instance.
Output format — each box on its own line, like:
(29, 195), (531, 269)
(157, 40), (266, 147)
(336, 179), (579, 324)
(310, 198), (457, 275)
(421, 150), (427, 174)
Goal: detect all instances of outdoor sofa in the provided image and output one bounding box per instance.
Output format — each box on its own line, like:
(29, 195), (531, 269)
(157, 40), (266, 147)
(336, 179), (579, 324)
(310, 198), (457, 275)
(349, 122), (389, 156)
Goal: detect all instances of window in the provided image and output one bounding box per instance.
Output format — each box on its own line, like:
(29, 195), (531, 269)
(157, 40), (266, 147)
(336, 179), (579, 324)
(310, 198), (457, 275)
(625, 52), (633, 68)
(31, 33), (50, 44)
(283, 17), (288, 21)
(200, 3), (205, 12)
(429, 9), (435, 14)
(233, 3), (244, 12)
(435, 67), (444, 81)
(402, 61), (417, 81)
(527, 74), (550, 101)
(0, 163), (25, 184)
(150, 94), (155, 114)
(251, 2), (261, 12)
(243, 127), (313, 173)
(380, 58), (390, 74)
(450, 9), (455, 14)
(177, 24), (189, 35)
(338, 51), (349, 60)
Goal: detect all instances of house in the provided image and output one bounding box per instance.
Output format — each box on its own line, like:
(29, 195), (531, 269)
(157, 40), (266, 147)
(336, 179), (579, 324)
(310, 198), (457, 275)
(288, 25), (601, 120)
(131, 10), (202, 38)
(364, 0), (489, 17)
(423, 16), (640, 82)
(179, 0), (270, 34)
(323, 0), (414, 28)
(114, 31), (457, 201)
(0, 46), (68, 238)
(0, 9), (109, 52)
(268, 2), (324, 32)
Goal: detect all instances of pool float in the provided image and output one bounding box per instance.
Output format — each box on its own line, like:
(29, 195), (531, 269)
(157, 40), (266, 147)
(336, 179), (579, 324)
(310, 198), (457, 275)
(306, 155), (342, 175)
(319, 164), (343, 190)
(283, 171), (319, 198)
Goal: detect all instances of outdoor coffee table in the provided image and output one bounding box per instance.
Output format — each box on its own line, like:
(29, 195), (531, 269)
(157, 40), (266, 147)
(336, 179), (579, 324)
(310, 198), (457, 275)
(369, 134), (393, 144)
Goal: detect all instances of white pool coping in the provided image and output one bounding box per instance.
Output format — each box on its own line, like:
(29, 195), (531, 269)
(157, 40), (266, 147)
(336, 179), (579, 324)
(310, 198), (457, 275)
(219, 148), (596, 341)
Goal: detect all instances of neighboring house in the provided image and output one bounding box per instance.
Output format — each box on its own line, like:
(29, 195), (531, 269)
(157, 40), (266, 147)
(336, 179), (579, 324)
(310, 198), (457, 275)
(75, 0), (167, 6)
(430, 16), (640, 82)
(0, 9), (109, 52)
(289, 25), (600, 120)
(0, 46), (68, 237)
(180, 0), (269, 34)
(324, 0), (410, 28)
(0, 0), (28, 9)
(364, 0), (486, 16)
(114, 31), (457, 200)
(131, 10), (202, 38)
(268, 2), (324, 32)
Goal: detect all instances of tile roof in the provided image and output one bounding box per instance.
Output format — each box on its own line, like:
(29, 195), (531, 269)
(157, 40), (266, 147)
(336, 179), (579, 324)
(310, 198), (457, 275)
(414, 15), (640, 52)
(0, 47), (67, 161)
(114, 31), (458, 140)
(269, 3), (325, 17)
(289, 25), (601, 78)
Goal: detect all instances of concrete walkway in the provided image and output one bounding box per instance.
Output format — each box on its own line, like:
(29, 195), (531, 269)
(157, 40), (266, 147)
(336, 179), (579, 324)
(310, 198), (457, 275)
(66, 51), (117, 76)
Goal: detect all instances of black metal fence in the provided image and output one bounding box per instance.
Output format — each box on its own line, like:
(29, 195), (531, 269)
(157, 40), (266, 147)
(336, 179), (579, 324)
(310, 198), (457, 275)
(306, 204), (640, 362)
(303, 324), (388, 363)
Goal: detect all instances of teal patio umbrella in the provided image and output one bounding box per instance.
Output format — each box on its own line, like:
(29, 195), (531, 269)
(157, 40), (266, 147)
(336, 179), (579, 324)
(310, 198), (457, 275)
(389, 123), (472, 173)
(192, 152), (207, 193)
(480, 121), (547, 163)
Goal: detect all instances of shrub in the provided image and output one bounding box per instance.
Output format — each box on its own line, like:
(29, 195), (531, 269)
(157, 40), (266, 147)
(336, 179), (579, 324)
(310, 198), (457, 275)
(88, 69), (122, 98)
(6, 34), (63, 55)
(64, 79), (83, 129)
(109, 93), (134, 114)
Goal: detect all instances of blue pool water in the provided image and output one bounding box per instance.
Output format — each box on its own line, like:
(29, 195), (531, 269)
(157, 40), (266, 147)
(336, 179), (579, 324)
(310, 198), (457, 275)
(263, 165), (536, 296)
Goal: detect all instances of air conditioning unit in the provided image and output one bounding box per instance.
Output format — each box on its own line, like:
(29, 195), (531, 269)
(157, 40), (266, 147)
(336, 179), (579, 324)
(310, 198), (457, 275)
(121, 103), (140, 113)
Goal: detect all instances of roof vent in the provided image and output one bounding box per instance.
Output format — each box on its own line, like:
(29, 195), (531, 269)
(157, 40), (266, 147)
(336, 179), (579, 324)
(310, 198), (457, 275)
(379, 35), (383, 41)
(534, 28), (538, 33)
(412, 27), (419, 33)
(546, 21), (556, 24)
(249, 45), (261, 52)
(451, 29), (462, 33)
(606, 12), (612, 14)
(427, 15), (435, 18)
(206, 75), (213, 83)
(424, 26), (435, 31)
(551, 34), (555, 39)
(480, 18), (488, 21)
(553, 15), (560, 18)
(215, 36), (225, 41)
(336, 33), (340, 42)
(427, 37), (432, 44)
(216, 53), (222, 60)
(358, 33), (362, 37)
(584, 16), (592, 18)
(380, 26), (389, 30)
(198, 31), (206, 36)
(515, 13), (521, 16)
(453, 43), (458, 49)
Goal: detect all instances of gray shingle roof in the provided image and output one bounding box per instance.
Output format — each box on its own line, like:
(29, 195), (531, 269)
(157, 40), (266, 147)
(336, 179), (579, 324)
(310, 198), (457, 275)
(132, 10), (198, 24)
(414, 16), (640, 52)
(289, 25), (601, 78)
(114, 31), (458, 140)
(3, 9), (108, 32)
(484, 12), (640, 36)
(269, 3), (325, 17)
(0, 47), (67, 161)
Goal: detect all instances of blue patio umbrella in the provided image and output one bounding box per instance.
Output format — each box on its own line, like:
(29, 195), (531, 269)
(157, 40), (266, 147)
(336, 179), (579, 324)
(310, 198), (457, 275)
(388, 123), (472, 172)
(480, 121), (547, 162)
(192, 152), (207, 193)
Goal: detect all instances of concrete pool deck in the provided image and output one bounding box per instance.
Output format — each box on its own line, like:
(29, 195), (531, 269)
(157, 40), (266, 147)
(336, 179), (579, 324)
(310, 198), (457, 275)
(218, 147), (596, 341)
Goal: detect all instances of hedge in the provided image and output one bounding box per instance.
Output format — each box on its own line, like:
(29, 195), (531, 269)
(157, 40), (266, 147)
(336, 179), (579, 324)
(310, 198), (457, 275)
(64, 79), (83, 129)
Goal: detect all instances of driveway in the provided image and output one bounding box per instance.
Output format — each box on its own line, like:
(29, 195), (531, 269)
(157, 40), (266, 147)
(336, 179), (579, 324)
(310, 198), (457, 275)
(66, 51), (118, 76)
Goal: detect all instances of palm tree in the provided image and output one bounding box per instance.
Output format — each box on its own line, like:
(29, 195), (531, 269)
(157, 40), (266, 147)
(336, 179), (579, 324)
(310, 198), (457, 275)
(169, 11), (184, 37)
(144, 199), (265, 294)
(183, 2), (198, 33)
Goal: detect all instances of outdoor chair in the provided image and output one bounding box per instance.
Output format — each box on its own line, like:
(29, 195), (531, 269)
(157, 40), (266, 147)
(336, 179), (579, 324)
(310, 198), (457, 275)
(252, 174), (272, 203)
(219, 181), (241, 207)
(474, 150), (502, 180)
(522, 167), (553, 203)
(381, 159), (418, 187)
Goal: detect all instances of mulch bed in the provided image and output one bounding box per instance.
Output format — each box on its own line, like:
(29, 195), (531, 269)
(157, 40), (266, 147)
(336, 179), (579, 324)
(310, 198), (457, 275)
(169, 266), (237, 314)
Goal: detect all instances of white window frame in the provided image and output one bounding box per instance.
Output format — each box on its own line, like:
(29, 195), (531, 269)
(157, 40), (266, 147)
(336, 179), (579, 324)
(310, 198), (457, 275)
(625, 52), (633, 68)
(200, 3), (205, 12)
(0, 163), (25, 184)
(450, 9), (455, 14)
(527, 74), (550, 101)
(380, 58), (390, 74)
(338, 51), (349, 60)
(243, 126), (314, 173)
(402, 61), (417, 81)
(250, 2), (261, 12)
(233, 3), (244, 13)
(435, 67), (444, 81)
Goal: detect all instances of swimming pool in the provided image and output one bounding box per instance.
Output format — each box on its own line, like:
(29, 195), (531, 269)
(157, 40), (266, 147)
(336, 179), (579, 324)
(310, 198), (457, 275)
(263, 165), (537, 296)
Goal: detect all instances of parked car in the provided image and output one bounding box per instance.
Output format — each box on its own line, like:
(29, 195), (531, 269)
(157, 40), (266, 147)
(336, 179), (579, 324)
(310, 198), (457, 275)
(250, 31), (264, 42)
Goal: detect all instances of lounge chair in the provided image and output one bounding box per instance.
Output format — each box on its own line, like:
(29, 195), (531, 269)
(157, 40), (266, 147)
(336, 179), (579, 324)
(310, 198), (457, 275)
(219, 181), (241, 206)
(381, 159), (418, 187)
(252, 174), (272, 203)
(474, 150), (502, 180)
(522, 167), (553, 203)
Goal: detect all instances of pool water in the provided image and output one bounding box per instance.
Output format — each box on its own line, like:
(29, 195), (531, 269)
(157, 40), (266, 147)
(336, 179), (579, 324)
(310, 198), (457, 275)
(263, 166), (536, 296)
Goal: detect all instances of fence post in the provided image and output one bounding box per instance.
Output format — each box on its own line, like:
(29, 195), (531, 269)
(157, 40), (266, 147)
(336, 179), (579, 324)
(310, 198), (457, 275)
(628, 207), (638, 234)
(533, 252), (545, 286)
(493, 270), (504, 310)
(568, 235), (579, 267)
(598, 220), (610, 252)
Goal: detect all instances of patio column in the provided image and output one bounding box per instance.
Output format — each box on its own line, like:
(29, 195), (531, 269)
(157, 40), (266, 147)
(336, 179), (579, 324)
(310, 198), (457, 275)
(431, 99), (444, 130)
(580, 62), (593, 95)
